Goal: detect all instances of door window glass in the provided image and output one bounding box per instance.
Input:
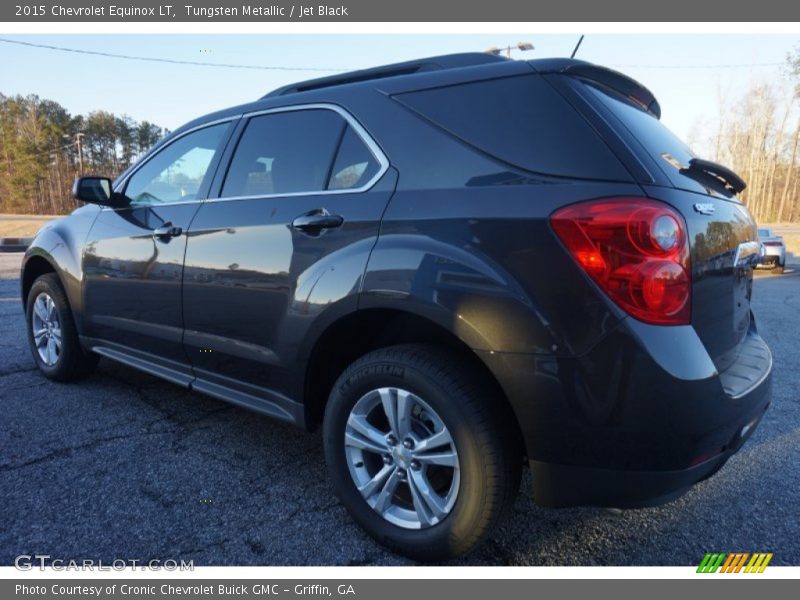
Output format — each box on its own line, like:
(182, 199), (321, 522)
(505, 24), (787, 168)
(124, 123), (228, 206)
(222, 109), (345, 197)
(327, 126), (380, 190)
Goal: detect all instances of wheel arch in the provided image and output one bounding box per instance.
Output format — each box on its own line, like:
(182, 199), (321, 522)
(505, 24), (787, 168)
(21, 254), (59, 306)
(302, 307), (525, 458)
(21, 219), (90, 333)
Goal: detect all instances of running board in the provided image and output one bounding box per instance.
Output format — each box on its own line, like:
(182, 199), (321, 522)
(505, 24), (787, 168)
(83, 338), (306, 428)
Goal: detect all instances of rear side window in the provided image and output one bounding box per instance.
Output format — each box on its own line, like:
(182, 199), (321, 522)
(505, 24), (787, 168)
(222, 109), (344, 197)
(328, 126), (381, 190)
(221, 109), (382, 197)
(394, 74), (630, 180)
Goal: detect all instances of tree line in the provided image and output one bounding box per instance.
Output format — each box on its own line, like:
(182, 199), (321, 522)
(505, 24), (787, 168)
(691, 45), (800, 223)
(0, 93), (165, 214)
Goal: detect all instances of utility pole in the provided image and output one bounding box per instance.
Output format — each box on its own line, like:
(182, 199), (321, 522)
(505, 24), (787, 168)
(75, 132), (85, 176)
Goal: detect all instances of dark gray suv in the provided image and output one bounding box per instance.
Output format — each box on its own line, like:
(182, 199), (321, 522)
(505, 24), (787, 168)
(22, 53), (772, 560)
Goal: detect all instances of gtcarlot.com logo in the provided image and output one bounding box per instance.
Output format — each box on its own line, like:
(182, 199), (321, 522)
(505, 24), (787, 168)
(697, 552), (773, 573)
(14, 554), (194, 571)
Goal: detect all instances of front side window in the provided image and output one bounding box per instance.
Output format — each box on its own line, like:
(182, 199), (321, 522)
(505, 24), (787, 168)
(221, 109), (382, 198)
(124, 123), (229, 206)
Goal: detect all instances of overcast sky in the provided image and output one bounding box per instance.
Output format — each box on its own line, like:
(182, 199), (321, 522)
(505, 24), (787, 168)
(1, 33), (798, 154)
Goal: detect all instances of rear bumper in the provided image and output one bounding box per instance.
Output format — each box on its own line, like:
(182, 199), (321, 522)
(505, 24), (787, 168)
(530, 398), (768, 508)
(478, 316), (773, 509)
(757, 247), (785, 266)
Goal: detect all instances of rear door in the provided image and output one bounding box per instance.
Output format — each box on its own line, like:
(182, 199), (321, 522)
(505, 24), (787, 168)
(82, 121), (234, 382)
(566, 77), (758, 371)
(181, 105), (394, 416)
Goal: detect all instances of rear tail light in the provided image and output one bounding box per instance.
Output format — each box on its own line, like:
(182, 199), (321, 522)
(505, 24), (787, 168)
(550, 198), (691, 325)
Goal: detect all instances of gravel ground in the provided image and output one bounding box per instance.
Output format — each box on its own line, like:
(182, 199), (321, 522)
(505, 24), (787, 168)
(0, 252), (798, 566)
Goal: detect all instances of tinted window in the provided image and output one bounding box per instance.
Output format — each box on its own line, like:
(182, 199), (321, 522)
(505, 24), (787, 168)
(395, 74), (629, 180)
(583, 81), (696, 176)
(328, 126), (380, 190)
(124, 123), (228, 206)
(222, 109), (345, 197)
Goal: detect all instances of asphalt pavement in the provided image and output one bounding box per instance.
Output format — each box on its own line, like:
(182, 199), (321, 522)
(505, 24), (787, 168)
(1, 252), (798, 566)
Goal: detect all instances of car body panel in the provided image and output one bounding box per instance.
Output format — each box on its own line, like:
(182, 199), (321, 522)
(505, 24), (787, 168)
(21, 203), (100, 331)
(363, 181), (649, 356)
(641, 185), (758, 372)
(81, 203), (202, 373)
(181, 169), (398, 407)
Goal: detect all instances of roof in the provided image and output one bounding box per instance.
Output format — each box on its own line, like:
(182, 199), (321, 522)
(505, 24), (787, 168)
(262, 53), (508, 98)
(261, 53), (661, 119)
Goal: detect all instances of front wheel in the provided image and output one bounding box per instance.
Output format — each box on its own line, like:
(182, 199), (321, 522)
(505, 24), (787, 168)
(25, 273), (98, 381)
(323, 344), (521, 561)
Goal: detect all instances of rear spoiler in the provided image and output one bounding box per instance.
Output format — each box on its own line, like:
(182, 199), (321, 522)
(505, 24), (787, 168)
(534, 60), (661, 119)
(681, 158), (747, 195)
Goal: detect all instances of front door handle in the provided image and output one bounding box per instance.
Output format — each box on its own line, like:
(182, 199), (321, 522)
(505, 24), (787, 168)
(152, 223), (182, 239)
(292, 209), (344, 232)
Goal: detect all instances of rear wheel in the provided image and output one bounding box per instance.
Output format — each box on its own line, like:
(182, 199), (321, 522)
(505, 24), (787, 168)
(773, 262), (785, 274)
(323, 344), (521, 561)
(25, 273), (98, 381)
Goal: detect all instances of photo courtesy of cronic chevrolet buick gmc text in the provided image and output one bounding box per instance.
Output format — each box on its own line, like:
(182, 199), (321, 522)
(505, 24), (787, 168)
(21, 54), (772, 561)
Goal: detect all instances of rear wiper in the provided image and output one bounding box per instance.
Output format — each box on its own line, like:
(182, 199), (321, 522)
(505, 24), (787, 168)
(680, 158), (747, 195)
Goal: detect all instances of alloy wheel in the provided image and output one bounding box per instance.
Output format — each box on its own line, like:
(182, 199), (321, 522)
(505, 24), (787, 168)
(344, 387), (460, 529)
(31, 292), (62, 367)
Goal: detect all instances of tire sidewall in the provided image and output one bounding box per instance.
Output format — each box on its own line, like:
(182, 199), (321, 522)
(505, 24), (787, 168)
(324, 356), (494, 560)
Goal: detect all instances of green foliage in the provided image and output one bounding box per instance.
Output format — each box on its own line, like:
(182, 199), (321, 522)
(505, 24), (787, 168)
(0, 93), (166, 214)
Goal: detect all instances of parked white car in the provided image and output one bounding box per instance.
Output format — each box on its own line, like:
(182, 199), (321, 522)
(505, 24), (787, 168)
(757, 228), (786, 273)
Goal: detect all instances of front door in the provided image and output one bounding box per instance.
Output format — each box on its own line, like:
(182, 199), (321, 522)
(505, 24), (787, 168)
(82, 121), (234, 383)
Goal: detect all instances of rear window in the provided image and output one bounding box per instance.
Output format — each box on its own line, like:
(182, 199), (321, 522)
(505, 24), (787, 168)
(394, 74), (630, 181)
(582, 81), (697, 180)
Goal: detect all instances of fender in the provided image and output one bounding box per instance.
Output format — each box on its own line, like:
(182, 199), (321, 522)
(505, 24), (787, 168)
(21, 204), (100, 334)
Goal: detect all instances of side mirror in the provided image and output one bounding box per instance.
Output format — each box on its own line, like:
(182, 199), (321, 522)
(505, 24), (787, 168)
(72, 176), (122, 206)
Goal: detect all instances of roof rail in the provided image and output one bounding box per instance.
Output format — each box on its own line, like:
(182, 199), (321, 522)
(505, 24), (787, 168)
(262, 53), (508, 99)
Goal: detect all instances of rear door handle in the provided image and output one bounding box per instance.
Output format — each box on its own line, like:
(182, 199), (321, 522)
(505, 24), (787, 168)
(292, 209), (344, 232)
(152, 223), (183, 239)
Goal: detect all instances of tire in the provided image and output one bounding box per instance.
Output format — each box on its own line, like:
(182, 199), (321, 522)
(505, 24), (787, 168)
(323, 344), (522, 561)
(25, 273), (99, 382)
(773, 262), (785, 274)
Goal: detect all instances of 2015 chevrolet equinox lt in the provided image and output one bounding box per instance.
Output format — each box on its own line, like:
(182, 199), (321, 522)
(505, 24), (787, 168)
(22, 54), (772, 561)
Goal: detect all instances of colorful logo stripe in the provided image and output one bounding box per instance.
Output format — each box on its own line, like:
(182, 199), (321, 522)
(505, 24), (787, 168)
(697, 553), (773, 573)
